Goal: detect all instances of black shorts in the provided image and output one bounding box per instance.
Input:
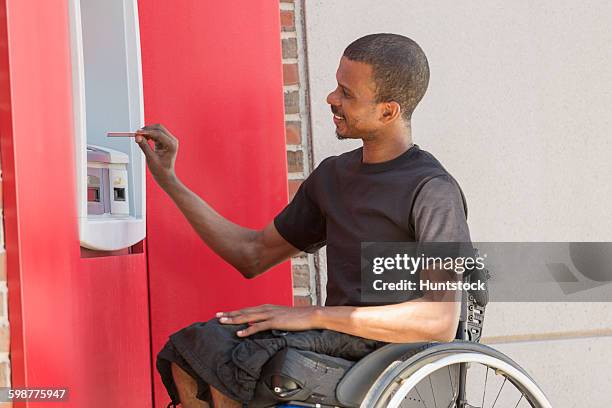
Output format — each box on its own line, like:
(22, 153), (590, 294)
(156, 319), (252, 406)
(156, 318), (386, 407)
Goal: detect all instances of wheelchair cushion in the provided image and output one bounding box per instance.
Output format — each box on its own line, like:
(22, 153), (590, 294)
(336, 342), (435, 407)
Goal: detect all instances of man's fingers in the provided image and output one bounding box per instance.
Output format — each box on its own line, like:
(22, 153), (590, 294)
(216, 304), (282, 326)
(140, 123), (173, 138)
(216, 310), (243, 318)
(136, 136), (155, 161)
(140, 123), (163, 131)
(237, 321), (271, 337)
(218, 304), (274, 318)
(158, 123), (171, 134)
(137, 127), (176, 148)
(241, 304), (274, 313)
(136, 129), (163, 142)
(219, 312), (269, 325)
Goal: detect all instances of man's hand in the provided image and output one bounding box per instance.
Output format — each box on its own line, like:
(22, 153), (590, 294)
(135, 123), (179, 188)
(216, 304), (321, 337)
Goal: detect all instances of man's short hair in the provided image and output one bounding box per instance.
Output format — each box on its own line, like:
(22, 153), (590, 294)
(343, 33), (430, 121)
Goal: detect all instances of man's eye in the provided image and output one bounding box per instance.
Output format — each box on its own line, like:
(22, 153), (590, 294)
(342, 88), (349, 97)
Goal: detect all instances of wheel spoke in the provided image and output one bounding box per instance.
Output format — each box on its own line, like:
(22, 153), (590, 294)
(481, 367), (489, 408)
(428, 374), (438, 408)
(491, 377), (507, 408)
(513, 394), (524, 408)
(447, 365), (454, 398)
(414, 385), (428, 408)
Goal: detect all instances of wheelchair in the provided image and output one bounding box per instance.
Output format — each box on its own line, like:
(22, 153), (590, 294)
(250, 264), (553, 408)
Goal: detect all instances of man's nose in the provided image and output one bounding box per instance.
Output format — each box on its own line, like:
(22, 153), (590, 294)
(326, 89), (339, 106)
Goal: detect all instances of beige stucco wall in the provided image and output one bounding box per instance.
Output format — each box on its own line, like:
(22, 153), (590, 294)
(303, 1), (612, 406)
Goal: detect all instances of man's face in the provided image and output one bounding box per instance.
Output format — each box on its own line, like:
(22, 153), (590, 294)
(326, 57), (385, 140)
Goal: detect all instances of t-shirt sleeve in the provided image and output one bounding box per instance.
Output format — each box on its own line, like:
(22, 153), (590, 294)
(274, 174), (326, 253)
(411, 175), (471, 242)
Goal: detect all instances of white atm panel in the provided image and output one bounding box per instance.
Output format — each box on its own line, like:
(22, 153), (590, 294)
(69, 0), (146, 251)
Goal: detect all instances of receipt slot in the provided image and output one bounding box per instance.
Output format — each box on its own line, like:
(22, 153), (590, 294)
(69, 0), (146, 250)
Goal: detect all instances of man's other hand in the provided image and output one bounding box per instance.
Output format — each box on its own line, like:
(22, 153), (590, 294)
(135, 123), (179, 188)
(216, 304), (321, 337)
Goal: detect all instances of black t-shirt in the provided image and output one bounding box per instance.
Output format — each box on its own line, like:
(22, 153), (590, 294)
(274, 144), (471, 306)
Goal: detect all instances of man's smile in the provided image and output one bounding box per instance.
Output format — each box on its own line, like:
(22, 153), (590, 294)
(333, 114), (345, 126)
(331, 106), (345, 125)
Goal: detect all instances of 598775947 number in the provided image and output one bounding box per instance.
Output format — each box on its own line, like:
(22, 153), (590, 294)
(0, 387), (68, 402)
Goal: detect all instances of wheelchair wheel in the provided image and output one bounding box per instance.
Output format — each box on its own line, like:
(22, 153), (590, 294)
(361, 342), (552, 408)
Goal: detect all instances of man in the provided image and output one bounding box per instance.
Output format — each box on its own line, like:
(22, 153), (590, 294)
(137, 33), (470, 408)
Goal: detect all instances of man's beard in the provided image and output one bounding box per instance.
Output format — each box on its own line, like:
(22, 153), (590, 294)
(336, 129), (376, 141)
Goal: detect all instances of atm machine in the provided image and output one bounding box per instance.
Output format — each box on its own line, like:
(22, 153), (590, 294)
(69, 0), (146, 251)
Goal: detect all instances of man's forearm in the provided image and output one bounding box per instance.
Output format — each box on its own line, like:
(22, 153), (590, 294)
(160, 177), (260, 277)
(313, 300), (460, 343)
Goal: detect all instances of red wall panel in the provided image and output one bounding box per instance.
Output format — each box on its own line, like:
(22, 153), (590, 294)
(0, 0), (152, 406)
(137, 1), (293, 406)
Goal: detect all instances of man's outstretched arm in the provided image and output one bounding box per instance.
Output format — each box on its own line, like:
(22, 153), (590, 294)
(135, 124), (300, 278)
(158, 176), (299, 278)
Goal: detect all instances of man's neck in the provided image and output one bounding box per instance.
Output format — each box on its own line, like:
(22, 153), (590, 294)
(361, 126), (413, 164)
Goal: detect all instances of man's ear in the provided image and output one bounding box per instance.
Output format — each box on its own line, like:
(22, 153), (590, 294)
(381, 101), (401, 123)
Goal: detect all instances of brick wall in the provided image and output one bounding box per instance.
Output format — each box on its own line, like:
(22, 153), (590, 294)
(279, 0), (320, 306)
